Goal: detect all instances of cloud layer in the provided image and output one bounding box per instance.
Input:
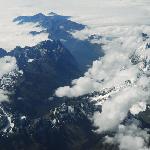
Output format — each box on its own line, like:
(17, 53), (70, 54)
(0, 0), (49, 51)
(1, 0), (150, 50)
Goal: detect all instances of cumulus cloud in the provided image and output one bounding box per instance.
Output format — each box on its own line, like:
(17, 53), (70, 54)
(0, 56), (17, 78)
(93, 84), (149, 132)
(105, 123), (150, 150)
(55, 76), (100, 97)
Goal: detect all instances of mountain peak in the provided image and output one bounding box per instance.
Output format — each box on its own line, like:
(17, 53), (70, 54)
(48, 12), (58, 16)
(33, 13), (45, 18)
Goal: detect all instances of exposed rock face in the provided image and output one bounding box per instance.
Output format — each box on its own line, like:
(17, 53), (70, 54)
(14, 13), (103, 71)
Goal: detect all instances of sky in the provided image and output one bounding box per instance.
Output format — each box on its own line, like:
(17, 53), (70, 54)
(1, 0), (150, 149)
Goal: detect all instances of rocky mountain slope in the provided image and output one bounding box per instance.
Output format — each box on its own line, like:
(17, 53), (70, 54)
(14, 12), (103, 71)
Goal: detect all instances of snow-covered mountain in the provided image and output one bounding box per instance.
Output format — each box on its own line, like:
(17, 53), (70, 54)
(1, 0), (150, 150)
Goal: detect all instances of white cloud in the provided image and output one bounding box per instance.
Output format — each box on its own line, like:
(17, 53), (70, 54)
(105, 124), (150, 150)
(93, 84), (149, 132)
(0, 90), (9, 102)
(0, 22), (48, 51)
(0, 56), (17, 78)
(0, 56), (18, 102)
(130, 102), (147, 115)
(55, 76), (100, 97)
(1, 0), (150, 50)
